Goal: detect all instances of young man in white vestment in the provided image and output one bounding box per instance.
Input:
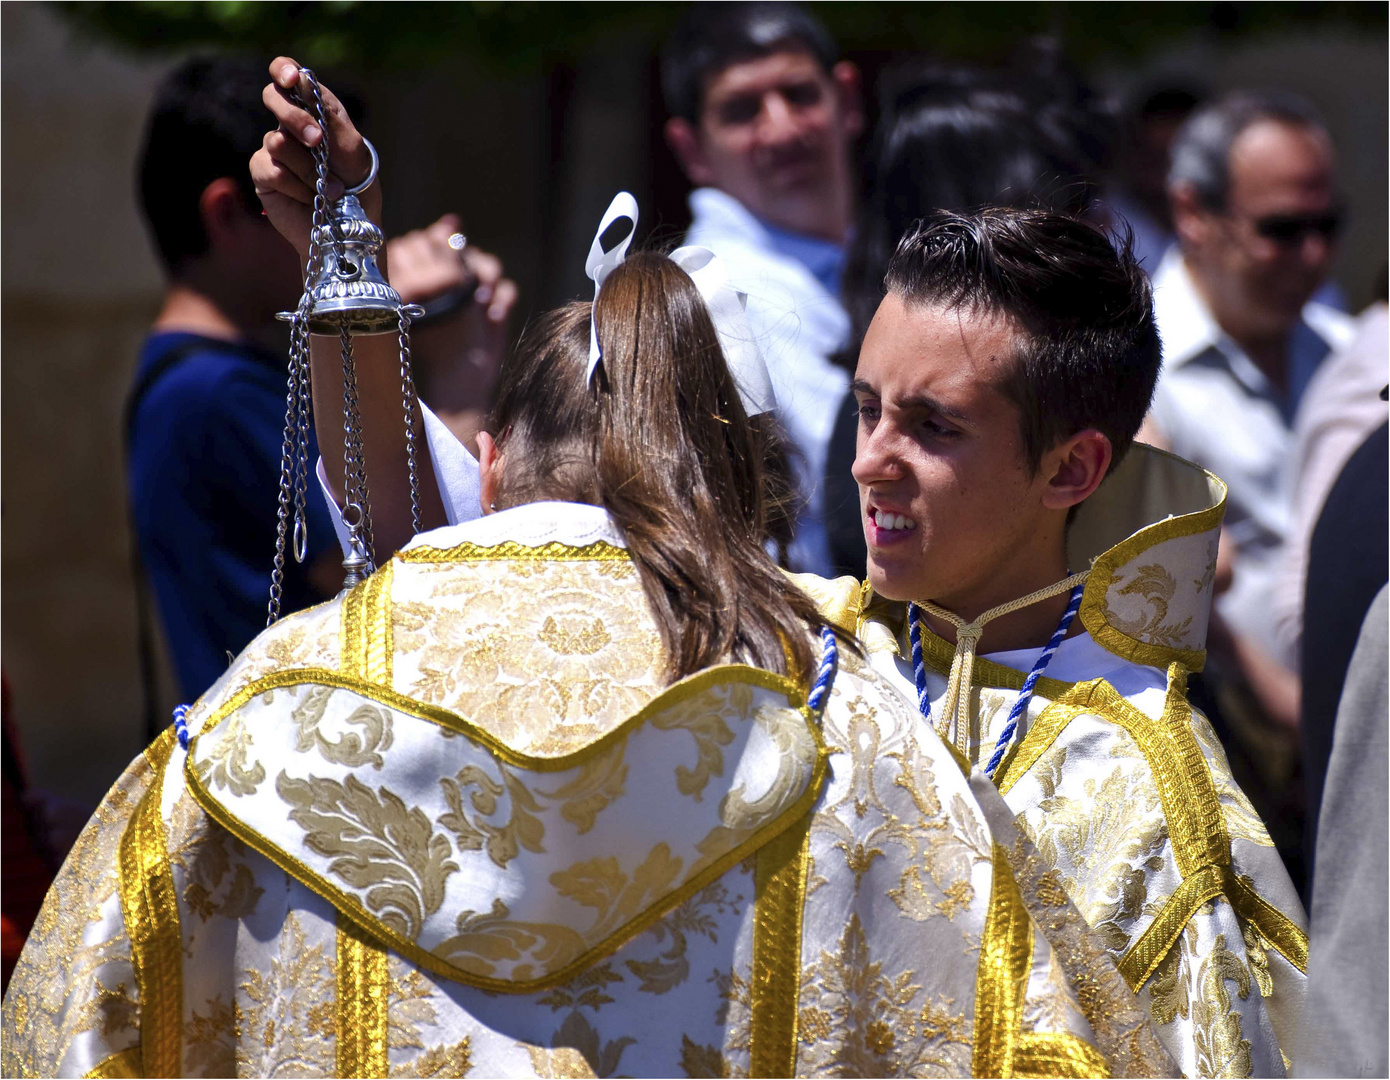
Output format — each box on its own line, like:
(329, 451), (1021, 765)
(0, 60), (1174, 1080)
(818, 209), (1309, 1077)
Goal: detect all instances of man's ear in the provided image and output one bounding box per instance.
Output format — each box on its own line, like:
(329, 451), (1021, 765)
(664, 116), (715, 186)
(477, 429), (501, 515)
(198, 177), (248, 247)
(831, 60), (864, 140)
(1169, 181), (1214, 250)
(1041, 429), (1112, 511)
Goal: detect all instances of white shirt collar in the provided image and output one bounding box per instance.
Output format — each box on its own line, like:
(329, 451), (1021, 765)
(401, 501), (625, 554)
(1153, 246), (1351, 373)
(1152, 248), (1228, 370)
(688, 187), (773, 250)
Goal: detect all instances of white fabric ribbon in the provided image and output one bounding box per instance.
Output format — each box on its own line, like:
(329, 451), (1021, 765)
(669, 245), (777, 417)
(583, 192), (777, 417)
(585, 191), (639, 381)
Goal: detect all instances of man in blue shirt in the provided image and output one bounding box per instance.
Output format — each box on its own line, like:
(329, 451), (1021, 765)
(661, 4), (862, 575)
(130, 57), (341, 702)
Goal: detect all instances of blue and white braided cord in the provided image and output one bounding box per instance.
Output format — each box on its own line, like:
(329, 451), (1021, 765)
(805, 626), (839, 717)
(908, 605), (933, 722)
(983, 582), (1084, 778)
(173, 703), (191, 750)
(908, 582), (1084, 777)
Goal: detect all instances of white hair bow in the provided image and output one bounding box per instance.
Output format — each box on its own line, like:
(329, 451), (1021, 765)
(584, 192), (777, 417)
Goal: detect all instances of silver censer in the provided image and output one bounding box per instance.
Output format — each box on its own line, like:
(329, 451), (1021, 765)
(268, 67), (424, 625)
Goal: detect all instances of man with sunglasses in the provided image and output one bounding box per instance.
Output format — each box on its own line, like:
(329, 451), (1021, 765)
(1145, 91), (1352, 690)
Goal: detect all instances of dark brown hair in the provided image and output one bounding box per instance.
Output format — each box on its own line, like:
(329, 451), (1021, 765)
(489, 251), (834, 682)
(885, 208), (1160, 475)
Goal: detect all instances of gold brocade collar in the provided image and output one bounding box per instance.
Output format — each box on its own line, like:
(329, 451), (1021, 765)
(856, 444), (1227, 675)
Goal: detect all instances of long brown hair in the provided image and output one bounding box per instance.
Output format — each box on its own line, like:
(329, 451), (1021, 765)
(489, 251), (833, 682)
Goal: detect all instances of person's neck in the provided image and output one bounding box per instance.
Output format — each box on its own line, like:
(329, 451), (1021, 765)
(919, 549), (1077, 655)
(754, 174), (854, 246)
(1184, 256), (1290, 390)
(150, 279), (285, 355)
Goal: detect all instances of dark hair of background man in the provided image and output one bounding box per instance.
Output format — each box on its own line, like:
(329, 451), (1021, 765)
(136, 55), (366, 275)
(885, 208), (1161, 475)
(136, 56), (274, 273)
(659, 1), (839, 123)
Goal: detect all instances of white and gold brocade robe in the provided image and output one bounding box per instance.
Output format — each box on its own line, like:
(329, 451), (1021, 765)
(824, 446), (1309, 1079)
(1, 503), (1167, 1079)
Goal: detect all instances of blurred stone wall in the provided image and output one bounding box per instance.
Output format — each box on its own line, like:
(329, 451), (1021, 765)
(2, 3), (1385, 809)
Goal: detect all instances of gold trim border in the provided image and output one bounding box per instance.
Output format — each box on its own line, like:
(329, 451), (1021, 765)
(83, 1047), (142, 1079)
(190, 663), (805, 773)
(1228, 873), (1309, 973)
(997, 667), (1230, 878)
(997, 665), (1306, 991)
(1115, 865), (1226, 991)
(973, 843), (1035, 1078)
(1015, 1032), (1112, 1078)
(341, 560), (395, 685)
(336, 912), (390, 1078)
(186, 669), (829, 995)
(399, 538), (630, 563)
(117, 727), (182, 1079)
(749, 811), (812, 1079)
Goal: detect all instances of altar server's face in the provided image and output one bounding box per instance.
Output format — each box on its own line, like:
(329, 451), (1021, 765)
(851, 294), (1064, 613)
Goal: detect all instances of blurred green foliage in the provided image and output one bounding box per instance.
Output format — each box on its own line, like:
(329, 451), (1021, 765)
(51, 1), (1388, 73)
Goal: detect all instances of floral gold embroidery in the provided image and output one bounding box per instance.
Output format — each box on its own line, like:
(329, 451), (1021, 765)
(234, 912), (335, 1077)
(291, 686), (394, 769)
(1104, 564), (1195, 650)
(275, 772), (458, 940)
(195, 714), (267, 797)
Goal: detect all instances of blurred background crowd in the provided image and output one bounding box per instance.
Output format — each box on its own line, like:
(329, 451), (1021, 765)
(2, 1), (1386, 995)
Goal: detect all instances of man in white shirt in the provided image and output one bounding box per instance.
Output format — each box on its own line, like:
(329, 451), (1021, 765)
(660, 3), (863, 574)
(1146, 91), (1352, 679)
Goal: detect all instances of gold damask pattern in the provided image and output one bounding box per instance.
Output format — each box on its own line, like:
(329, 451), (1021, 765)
(233, 912), (336, 1077)
(1148, 907), (1255, 1079)
(389, 544), (667, 754)
(1, 748), (152, 1078)
(4, 532), (1120, 1077)
(998, 831), (1176, 1076)
(1075, 473), (1225, 674)
(385, 959), (474, 1077)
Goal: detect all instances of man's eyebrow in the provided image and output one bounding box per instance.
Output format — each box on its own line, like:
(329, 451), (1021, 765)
(852, 380), (974, 426)
(899, 394), (973, 425)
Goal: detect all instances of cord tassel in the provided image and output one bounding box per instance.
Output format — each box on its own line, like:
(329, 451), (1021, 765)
(912, 570), (1089, 765)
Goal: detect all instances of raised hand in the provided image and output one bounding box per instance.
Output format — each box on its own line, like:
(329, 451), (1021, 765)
(250, 57), (381, 261)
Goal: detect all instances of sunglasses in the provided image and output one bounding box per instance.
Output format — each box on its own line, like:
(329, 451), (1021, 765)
(1253, 211), (1343, 244)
